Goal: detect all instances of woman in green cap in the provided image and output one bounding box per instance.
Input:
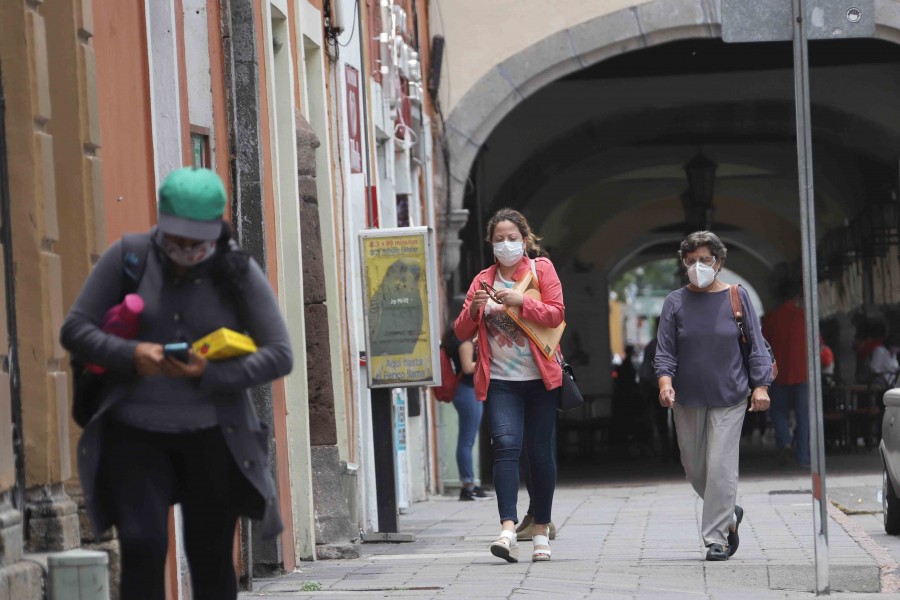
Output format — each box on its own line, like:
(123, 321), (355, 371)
(61, 167), (293, 600)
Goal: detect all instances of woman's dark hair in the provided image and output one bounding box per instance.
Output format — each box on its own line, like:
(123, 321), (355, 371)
(441, 326), (459, 349)
(485, 208), (545, 258)
(678, 230), (728, 264)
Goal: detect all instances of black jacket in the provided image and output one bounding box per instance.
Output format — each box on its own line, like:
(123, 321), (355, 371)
(60, 229), (292, 538)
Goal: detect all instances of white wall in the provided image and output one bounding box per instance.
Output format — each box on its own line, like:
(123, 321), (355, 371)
(263, 0), (315, 561)
(313, 0), (379, 532)
(146, 0), (181, 182)
(427, 0), (655, 112)
(183, 1), (213, 130)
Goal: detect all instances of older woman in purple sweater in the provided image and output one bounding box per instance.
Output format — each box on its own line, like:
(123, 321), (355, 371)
(655, 231), (773, 562)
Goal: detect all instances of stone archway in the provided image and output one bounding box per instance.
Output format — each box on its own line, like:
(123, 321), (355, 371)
(441, 0), (900, 276)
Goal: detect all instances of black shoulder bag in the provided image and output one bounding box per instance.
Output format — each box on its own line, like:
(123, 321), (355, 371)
(70, 235), (150, 427)
(525, 259), (584, 412)
(557, 355), (585, 412)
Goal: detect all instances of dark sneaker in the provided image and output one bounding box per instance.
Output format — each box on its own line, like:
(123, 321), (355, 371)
(706, 543), (729, 561)
(472, 486), (494, 499)
(728, 505), (743, 556)
(459, 487), (476, 501)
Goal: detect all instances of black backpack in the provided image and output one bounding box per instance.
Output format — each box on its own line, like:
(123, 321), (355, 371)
(70, 234), (149, 427)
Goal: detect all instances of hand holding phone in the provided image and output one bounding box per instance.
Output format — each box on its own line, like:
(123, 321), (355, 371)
(163, 342), (191, 363)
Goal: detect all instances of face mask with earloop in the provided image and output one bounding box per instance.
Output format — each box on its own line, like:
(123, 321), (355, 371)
(162, 239), (217, 267)
(493, 241), (525, 267)
(688, 261), (716, 289)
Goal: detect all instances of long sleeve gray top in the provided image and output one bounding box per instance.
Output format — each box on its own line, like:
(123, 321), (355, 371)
(654, 286), (773, 408)
(60, 229), (293, 432)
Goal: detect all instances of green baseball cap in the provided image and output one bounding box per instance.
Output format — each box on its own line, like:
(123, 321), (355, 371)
(157, 167), (227, 241)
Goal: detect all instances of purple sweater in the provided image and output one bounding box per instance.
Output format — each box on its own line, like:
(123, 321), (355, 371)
(654, 286), (773, 407)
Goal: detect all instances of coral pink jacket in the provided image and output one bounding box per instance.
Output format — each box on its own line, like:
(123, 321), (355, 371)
(454, 256), (565, 401)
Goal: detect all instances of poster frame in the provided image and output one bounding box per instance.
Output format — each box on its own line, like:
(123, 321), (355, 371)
(359, 226), (440, 389)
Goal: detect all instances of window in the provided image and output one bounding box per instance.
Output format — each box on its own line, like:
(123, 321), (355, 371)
(190, 126), (210, 168)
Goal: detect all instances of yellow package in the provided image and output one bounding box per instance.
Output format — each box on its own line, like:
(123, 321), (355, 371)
(193, 327), (258, 360)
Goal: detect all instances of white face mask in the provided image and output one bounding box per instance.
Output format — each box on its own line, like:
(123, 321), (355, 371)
(688, 261), (716, 289)
(493, 241), (524, 267)
(163, 239), (217, 267)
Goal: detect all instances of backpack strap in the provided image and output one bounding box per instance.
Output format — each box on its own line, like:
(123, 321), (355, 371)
(120, 233), (152, 295)
(729, 284), (747, 344)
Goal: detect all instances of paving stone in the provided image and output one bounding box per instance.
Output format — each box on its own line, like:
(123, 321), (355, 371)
(241, 475), (888, 598)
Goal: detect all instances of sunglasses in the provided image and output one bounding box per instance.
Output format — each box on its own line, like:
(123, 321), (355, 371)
(480, 280), (503, 304)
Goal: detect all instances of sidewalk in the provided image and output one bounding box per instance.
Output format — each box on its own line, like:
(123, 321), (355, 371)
(242, 467), (900, 599)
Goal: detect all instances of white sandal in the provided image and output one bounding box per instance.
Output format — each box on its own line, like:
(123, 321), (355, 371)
(489, 529), (519, 563)
(532, 534), (552, 562)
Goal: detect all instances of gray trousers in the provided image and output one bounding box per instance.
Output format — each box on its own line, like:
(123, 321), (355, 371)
(673, 401), (746, 547)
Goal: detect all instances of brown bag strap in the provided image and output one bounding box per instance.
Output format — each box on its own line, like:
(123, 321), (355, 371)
(729, 284), (747, 344)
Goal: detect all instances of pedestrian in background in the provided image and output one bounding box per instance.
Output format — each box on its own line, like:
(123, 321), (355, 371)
(762, 279), (810, 467)
(455, 208), (564, 563)
(612, 344), (645, 450)
(640, 325), (677, 459)
(442, 328), (493, 501)
(655, 231), (772, 561)
(820, 336), (835, 382)
(868, 332), (900, 388)
(61, 167), (293, 600)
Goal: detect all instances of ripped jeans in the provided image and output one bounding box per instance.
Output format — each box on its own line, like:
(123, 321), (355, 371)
(485, 379), (558, 525)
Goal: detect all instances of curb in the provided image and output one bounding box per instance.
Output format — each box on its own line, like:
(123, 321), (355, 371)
(828, 501), (900, 592)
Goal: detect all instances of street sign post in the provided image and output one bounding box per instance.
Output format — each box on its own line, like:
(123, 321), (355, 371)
(722, 1), (876, 594)
(791, 1), (830, 593)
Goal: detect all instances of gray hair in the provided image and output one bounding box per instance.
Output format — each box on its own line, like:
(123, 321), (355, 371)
(678, 230), (728, 263)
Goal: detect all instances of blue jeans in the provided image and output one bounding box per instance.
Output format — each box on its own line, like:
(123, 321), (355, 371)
(486, 379), (558, 525)
(521, 426), (557, 515)
(770, 383), (810, 465)
(452, 383), (481, 484)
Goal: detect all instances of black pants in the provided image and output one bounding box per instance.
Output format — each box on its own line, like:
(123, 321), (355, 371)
(103, 420), (249, 600)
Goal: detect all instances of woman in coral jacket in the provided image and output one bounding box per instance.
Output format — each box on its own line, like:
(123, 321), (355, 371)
(454, 208), (565, 564)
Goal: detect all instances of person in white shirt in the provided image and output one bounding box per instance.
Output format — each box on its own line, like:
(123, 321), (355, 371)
(869, 334), (900, 388)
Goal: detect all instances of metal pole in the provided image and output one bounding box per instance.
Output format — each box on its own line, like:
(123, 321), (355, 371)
(791, 0), (829, 594)
(371, 388), (399, 533)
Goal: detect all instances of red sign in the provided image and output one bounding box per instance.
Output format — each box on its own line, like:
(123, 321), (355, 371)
(346, 64), (363, 174)
(366, 186), (379, 228)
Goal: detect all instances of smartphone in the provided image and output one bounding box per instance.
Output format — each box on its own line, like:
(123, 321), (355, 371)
(480, 280), (502, 304)
(163, 342), (191, 363)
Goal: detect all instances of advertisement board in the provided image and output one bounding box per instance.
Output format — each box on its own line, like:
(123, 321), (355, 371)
(359, 227), (440, 388)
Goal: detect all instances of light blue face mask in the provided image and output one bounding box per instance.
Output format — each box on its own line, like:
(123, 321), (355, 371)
(493, 241), (524, 267)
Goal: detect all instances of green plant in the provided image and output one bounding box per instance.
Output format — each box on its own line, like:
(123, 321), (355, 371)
(299, 581), (323, 592)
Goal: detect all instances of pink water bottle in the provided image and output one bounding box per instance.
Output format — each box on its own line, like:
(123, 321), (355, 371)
(86, 294), (144, 374)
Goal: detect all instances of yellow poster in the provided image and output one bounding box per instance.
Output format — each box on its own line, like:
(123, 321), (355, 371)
(360, 229), (437, 387)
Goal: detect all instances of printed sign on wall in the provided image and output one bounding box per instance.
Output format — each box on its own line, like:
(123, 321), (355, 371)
(359, 227), (440, 388)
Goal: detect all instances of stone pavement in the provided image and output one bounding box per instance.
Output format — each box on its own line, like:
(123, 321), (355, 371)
(241, 465), (900, 599)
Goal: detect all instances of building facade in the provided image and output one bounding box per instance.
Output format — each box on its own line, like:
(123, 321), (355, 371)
(0, 0), (450, 597)
(9, 0), (900, 597)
